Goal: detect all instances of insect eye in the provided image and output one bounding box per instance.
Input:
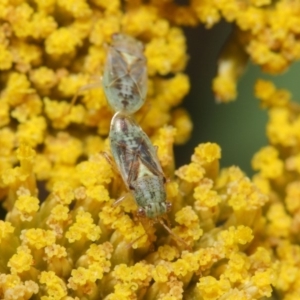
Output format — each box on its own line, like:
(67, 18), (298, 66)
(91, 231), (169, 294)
(129, 184), (135, 191)
(137, 207), (146, 218)
(166, 202), (172, 212)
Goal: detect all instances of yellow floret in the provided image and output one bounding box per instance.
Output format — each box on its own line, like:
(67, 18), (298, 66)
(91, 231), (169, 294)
(49, 204), (69, 222)
(227, 175), (269, 211)
(33, 0), (56, 13)
(83, 135), (105, 156)
(10, 40), (42, 72)
(0, 0), (10, 19)
(175, 163), (205, 183)
(11, 94), (42, 123)
(83, 45), (106, 73)
(39, 271), (67, 300)
(153, 126), (176, 168)
(46, 205), (70, 237)
(251, 0), (271, 6)
(267, 108), (296, 146)
(236, 6), (265, 34)
(266, 203), (292, 238)
(152, 263), (171, 283)
(154, 73), (190, 107)
(8, 245), (33, 274)
(68, 243), (113, 291)
(121, 6), (157, 36)
(145, 28), (187, 75)
(223, 252), (249, 283)
(252, 146), (284, 178)
(33, 154), (52, 181)
(0, 274), (39, 300)
(0, 128), (15, 157)
(30, 67), (57, 91)
(175, 206), (198, 227)
(197, 276), (231, 300)
(14, 195), (39, 221)
(255, 79), (291, 108)
(8, 3), (34, 38)
(57, 0), (92, 18)
(57, 73), (90, 98)
(76, 154), (113, 187)
(113, 262), (153, 286)
(44, 132), (82, 165)
(86, 185), (110, 203)
(84, 242), (113, 265)
(2, 72), (34, 106)
(22, 228), (56, 249)
(212, 75), (237, 103)
(194, 179), (221, 210)
(45, 27), (82, 56)
(0, 44), (13, 70)
(90, 0), (120, 13)
(0, 221), (15, 242)
(158, 245), (179, 261)
(82, 88), (108, 111)
(217, 0), (241, 22)
(30, 12), (57, 39)
(17, 116), (47, 147)
(44, 244), (67, 259)
(174, 206), (203, 243)
(213, 33), (249, 101)
(66, 209), (101, 242)
(191, 0), (220, 28)
(218, 226), (253, 257)
(172, 257), (191, 277)
(90, 15), (120, 46)
(16, 144), (36, 173)
(254, 79), (276, 103)
(285, 181), (300, 213)
(44, 98), (76, 128)
(192, 143), (221, 165)
(171, 108), (193, 144)
(250, 269), (274, 298)
(0, 100), (10, 127)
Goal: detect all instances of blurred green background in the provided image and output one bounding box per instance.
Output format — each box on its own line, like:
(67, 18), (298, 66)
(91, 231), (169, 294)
(175, 22), (300, 176)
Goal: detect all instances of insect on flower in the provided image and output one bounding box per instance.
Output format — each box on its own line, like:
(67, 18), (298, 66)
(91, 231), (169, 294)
(68, 33), (147, 115)
(109, 112), (170, 219)
(102, 33), (147, 115)
(108, 112), (189, 248)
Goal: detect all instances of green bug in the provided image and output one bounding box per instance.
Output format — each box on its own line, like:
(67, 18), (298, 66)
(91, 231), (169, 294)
(109, 112), (171, 219)
(102, 33), (147, 115)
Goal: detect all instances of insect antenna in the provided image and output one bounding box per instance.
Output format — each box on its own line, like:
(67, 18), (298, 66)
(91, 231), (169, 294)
(126, 232), (148, 249)
(65, 80), (103, 116)
(158, 219), (191, 251)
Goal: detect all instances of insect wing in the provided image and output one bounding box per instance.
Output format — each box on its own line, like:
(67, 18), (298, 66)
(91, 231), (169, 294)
(102, 34), (147, 115)
(109, 114), (140, 188)
(109, 113), (163, 185)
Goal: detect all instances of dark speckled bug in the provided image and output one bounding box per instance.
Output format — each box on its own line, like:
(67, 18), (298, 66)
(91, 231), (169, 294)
(109, 112), (171, 219)
(102, 33), (147, 115)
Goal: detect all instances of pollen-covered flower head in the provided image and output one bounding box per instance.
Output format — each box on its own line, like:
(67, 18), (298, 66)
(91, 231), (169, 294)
(0, 0), (289, 299)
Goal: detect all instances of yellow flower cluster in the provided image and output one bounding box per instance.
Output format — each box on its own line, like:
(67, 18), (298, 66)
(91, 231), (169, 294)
(0, 133), (275, 300)
(254, 79), (300, 299)
(214, 0), (300, 102)
(153, 0), (300, 102)
(0, 0), (296, 300)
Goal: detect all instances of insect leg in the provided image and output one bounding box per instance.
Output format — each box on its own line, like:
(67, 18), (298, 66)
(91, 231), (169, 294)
(66, 80), (103, 115)
(158, 219), (191, 250)
(100, 151), (131, 206)
(100, 151), (120, 174)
